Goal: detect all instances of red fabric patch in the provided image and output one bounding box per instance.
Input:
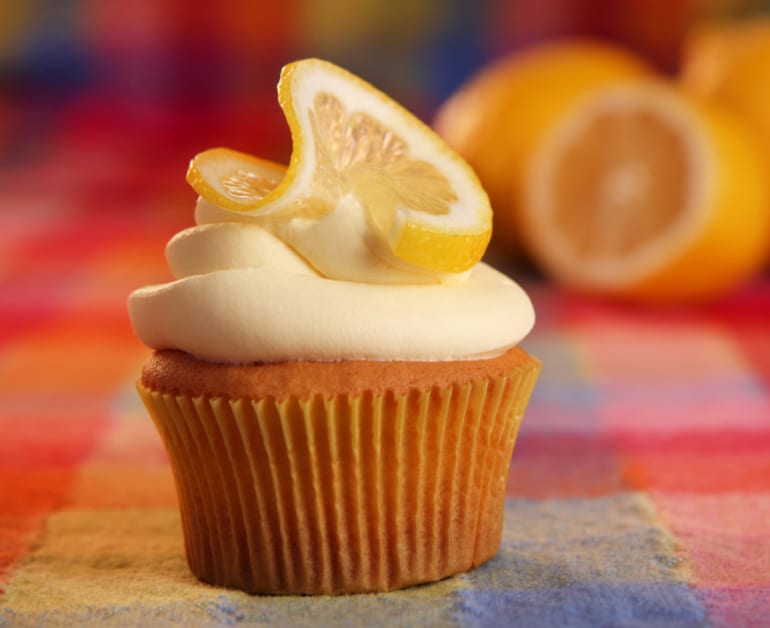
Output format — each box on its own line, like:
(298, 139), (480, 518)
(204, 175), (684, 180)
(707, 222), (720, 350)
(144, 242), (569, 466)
(652, 493), (770, 587)
(0, 412), (108, 467)
(618, 431), (770, 493)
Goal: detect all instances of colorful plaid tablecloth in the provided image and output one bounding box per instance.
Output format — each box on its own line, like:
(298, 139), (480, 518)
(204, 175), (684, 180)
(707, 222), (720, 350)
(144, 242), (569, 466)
(1, 153), (769, 627)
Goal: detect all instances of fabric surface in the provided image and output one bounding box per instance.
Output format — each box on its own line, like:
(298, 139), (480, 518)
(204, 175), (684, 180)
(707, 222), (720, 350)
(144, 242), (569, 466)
(1, 154), (769, 626)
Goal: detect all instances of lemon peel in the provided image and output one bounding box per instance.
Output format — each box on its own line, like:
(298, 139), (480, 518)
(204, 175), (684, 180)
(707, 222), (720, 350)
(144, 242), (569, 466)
(186, 148), (286, 211)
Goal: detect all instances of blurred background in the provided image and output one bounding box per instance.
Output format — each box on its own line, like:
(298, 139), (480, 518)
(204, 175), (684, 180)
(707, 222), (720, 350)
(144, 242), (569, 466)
(1, 0), (767, 179)
(1, 0), (769, 300)
(3, 4), (770, 620)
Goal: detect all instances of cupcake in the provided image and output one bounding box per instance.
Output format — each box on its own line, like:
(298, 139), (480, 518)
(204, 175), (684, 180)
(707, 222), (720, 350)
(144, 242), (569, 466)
(128, 58), (540, 595)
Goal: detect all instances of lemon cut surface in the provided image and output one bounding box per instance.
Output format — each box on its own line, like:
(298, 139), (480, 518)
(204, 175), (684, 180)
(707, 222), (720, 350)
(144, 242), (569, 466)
(523, 82), (769, 303)
(187, 58), (492, 274)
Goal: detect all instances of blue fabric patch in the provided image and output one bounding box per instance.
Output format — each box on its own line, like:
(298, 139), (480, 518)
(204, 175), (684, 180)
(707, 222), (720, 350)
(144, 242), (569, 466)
(454, 582), (706, 627)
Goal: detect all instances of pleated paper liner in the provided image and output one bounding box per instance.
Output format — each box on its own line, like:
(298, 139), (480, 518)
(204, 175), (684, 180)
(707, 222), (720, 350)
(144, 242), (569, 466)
(138, 355), (540, 595)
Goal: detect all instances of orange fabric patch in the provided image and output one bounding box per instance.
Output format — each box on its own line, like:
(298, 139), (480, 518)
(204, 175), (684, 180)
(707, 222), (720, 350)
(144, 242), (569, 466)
(0, 468), (77, 516)
(70, 465), (177, 509)
(0, 322), (146, 396)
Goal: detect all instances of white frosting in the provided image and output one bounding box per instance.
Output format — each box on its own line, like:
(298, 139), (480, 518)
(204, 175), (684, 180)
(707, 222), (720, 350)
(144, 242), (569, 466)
(167, 222), (319, 279)
(194, 198), (461, 285)
(128, 198), (535, 363)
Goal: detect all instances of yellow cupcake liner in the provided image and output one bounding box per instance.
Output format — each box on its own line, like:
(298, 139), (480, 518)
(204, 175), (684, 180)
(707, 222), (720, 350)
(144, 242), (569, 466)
(137, 358), (540, 594)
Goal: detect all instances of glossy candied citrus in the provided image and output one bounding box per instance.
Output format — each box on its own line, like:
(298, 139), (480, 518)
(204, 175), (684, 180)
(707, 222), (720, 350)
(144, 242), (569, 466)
(522, 80), (769, 303)
(189, 59), (492, 274)
(186, 148), (286, 210)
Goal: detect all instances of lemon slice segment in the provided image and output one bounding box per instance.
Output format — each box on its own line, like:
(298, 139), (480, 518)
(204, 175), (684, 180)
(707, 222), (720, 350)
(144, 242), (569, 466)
(196, 58), (491, 274)
(186, 148), (286, 211)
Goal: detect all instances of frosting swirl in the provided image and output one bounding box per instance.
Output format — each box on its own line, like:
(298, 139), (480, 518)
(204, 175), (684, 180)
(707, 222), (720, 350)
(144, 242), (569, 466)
(128, 198), (535, 363)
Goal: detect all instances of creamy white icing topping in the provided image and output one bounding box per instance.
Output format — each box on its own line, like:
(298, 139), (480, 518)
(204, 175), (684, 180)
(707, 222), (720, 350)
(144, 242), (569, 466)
(128, 198), (535, 363)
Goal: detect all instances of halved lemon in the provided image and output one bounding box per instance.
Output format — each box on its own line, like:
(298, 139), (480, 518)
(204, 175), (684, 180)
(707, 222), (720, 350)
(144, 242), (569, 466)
(188, 58), (492, 274)
(522, 80), (769, 303)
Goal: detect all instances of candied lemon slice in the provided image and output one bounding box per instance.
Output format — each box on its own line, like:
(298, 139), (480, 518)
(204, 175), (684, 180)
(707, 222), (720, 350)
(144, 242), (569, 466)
(186, 148), (286, 210)
(188, 59), (492, 274)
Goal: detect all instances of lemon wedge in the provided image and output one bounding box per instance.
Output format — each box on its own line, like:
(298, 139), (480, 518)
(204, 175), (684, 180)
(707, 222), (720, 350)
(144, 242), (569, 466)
(188, 58), (492, 274)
